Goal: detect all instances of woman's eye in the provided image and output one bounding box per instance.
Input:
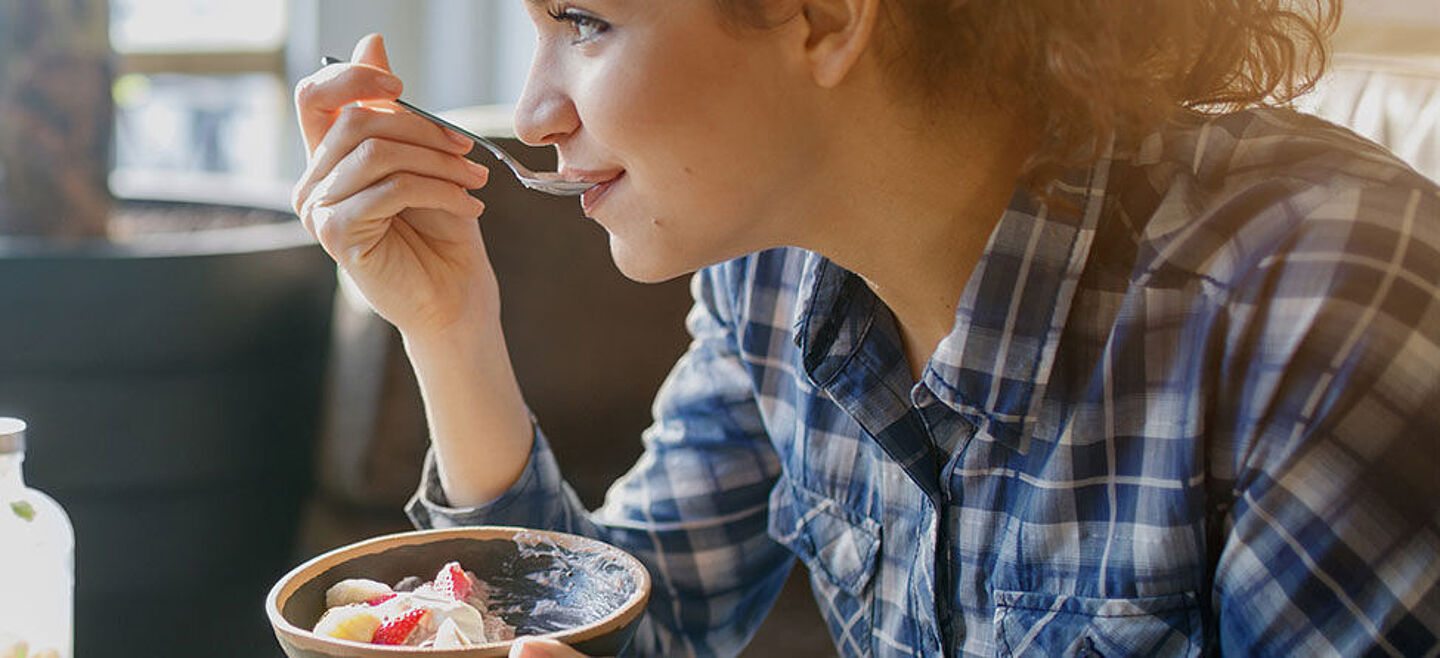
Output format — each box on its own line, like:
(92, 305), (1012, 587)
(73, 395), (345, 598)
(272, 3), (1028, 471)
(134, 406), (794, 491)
(547, 6), (609, 43)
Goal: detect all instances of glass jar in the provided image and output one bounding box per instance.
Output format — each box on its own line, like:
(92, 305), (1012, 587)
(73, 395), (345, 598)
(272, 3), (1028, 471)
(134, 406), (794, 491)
(0, 418), (74, 658)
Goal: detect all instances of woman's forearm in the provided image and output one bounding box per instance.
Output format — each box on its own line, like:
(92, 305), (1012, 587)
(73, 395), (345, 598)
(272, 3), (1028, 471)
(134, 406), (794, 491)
(401, 320), (533, 508)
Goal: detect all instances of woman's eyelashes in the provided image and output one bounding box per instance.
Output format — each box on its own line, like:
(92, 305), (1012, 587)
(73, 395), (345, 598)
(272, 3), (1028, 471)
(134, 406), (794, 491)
(547, 5), (610, 43)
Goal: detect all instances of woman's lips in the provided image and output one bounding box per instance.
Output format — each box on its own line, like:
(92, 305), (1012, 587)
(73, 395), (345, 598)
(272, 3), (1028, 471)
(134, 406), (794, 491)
(577, 171), (624, 217)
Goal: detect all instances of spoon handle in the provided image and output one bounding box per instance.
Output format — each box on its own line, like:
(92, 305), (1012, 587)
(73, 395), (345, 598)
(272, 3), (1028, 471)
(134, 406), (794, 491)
(390, 99), (525, 171)
(318, 56), (526, 174)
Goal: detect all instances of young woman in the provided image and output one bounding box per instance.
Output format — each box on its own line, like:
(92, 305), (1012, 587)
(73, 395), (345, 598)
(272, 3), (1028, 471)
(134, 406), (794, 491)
(292, 0), (1440, 655)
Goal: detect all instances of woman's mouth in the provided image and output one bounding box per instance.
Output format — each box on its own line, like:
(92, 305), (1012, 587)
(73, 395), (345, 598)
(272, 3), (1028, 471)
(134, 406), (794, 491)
(571, 170), (624, 217)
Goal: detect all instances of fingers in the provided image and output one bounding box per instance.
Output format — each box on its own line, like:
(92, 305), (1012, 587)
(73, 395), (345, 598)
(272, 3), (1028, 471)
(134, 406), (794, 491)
(352, 32), (391, 71)
(293, 138), (486, 241)
(294, 34), (403, 153)
(291, 33), (492, 269)
(293, 105), (481, 216)
(320, 137), (488, 210)
(297, 103), (474, 202)
(508, 638), (593, 658)
(301, 173), (486, 264)
(294, 64), (402, 153)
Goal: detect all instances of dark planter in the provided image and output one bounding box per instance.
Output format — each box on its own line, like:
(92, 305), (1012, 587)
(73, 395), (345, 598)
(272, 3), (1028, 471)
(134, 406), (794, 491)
(0, 200), (337, 658)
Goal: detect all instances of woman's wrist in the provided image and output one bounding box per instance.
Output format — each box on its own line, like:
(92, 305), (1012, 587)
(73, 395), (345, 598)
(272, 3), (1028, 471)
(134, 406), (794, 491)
(399, 316), (535, 507)
(398, 308), (498, 368)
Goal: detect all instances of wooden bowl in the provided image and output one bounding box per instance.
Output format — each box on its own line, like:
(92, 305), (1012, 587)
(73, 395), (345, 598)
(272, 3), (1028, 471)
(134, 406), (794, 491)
(266, 527), (651, 657)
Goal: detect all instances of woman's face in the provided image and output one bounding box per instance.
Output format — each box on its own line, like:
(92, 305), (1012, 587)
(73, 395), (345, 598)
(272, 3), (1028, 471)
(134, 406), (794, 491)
(515, 1), (821, 282)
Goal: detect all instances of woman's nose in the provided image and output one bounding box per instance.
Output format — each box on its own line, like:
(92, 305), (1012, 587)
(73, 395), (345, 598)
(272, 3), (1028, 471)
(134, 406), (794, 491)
(513, 56), (579, 147)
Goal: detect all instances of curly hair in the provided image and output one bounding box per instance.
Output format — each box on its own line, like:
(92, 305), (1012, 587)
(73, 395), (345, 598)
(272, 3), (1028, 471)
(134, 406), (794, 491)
(718, 0), (1341, 185)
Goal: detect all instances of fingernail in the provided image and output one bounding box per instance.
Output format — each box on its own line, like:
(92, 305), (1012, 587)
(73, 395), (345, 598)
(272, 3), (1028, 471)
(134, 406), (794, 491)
(465, 158), (488, 181)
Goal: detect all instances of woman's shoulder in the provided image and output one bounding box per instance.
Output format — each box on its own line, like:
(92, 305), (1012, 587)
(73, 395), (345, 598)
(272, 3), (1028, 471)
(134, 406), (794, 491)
(1104, 107), (1438, 295)
(1156, 106), (1431, 190)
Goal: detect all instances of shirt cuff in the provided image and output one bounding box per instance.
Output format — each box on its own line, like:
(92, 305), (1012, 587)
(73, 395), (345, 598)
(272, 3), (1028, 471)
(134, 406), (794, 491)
(405, 423), (566, 530)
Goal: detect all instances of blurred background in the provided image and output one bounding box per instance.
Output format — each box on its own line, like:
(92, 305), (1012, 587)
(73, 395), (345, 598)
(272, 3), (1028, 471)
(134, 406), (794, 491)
(107, 0), (539, 200)
(1, 0), (1437, 657)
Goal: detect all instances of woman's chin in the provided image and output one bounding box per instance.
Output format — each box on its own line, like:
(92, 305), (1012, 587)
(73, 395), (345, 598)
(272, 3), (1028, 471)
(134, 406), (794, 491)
(608, 240), (694, 284)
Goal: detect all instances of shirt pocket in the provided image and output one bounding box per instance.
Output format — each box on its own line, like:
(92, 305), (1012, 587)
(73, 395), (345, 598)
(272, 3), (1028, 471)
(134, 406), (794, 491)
(992, 589), (1202, 658)
(768, 478), (881, 654)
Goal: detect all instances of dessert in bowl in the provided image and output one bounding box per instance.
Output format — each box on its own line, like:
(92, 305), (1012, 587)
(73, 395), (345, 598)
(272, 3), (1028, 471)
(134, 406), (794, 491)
(267, 527), (651, 657)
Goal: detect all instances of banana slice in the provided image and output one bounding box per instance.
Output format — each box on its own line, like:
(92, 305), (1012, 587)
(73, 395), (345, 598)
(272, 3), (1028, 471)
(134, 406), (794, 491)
(313, 606), (383, 642)
(325, 578), (395, 608)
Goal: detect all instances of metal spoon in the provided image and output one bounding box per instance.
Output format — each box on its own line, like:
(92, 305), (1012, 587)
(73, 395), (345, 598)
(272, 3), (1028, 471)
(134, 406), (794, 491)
(320, 56), (593, 197)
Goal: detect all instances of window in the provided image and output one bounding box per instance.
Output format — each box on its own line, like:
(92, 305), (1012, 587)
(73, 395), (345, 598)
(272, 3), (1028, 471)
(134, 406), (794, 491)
(107, 0), (536, 205)
(110, 0), (292, 202)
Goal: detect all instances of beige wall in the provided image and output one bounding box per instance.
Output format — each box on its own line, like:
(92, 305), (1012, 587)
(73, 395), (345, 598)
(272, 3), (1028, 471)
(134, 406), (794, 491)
(1335, 0), (1440, 57)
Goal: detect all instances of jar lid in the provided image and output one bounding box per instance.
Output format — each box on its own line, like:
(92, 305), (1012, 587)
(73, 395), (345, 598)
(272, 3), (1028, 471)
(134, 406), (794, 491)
(0, 417), (25, 453)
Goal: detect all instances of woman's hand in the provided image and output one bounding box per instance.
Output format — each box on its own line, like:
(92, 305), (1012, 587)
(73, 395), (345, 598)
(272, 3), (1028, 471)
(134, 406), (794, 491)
(292, 33), (497, 337)
(294, 34), (535, 507)
(508, 637), (601, 658)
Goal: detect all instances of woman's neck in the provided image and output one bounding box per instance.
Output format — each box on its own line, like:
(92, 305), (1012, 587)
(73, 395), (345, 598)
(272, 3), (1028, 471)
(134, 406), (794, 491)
(799, 95), (1036, 382)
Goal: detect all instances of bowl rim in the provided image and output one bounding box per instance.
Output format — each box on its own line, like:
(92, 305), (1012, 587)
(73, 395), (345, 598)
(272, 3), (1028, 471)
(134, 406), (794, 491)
(265, 526), (652, 654)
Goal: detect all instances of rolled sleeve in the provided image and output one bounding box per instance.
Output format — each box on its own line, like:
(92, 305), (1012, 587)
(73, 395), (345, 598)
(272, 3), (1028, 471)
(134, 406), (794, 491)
(405, 423), (589, 531)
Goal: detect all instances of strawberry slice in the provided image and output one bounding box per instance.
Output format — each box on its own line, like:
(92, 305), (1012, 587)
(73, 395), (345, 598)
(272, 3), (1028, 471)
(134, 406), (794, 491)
(365, 593), (397, 606)
(433, 561), (473, 601)
(371, 608), (431, 645)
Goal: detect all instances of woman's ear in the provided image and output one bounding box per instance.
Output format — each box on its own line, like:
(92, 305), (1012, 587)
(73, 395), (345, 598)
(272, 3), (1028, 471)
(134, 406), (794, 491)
(798, 0), (880, 88)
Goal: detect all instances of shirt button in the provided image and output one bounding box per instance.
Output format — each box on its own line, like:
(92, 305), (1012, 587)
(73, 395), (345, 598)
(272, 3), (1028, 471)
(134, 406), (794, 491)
(910, 382), (934, 407)
(1074, 636), (1104, 658)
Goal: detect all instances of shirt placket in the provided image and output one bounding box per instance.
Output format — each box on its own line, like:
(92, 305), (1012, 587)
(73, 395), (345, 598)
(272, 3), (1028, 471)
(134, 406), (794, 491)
(912, 382), (977, 653)
(828, 391), (954, 655)
(802, 306), (960, 654)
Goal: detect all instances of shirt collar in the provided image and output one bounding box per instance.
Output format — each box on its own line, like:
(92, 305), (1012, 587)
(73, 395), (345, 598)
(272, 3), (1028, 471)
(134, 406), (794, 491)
(792, 251), (877, 386)
(794, 150), (1112, 455)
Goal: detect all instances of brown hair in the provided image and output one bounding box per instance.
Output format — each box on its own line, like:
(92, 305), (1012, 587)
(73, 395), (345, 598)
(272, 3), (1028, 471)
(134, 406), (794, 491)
(718, 0), (1341, 185)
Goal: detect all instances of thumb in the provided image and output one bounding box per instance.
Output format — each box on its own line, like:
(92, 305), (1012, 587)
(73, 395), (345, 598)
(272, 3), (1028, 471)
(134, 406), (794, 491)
(351, 32), (391, 72)
(509, 637), (590, 658)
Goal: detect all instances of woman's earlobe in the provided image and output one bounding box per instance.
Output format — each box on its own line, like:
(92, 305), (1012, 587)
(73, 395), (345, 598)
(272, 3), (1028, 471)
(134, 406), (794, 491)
(799, 0), (879, 88)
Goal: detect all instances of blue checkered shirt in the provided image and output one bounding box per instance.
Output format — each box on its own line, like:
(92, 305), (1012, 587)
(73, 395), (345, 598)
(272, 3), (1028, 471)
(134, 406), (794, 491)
(409, 108), (1440, 656)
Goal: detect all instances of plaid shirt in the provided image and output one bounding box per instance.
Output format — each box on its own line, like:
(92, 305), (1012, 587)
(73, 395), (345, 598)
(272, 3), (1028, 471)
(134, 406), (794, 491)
(409, 108), (1440, 657)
